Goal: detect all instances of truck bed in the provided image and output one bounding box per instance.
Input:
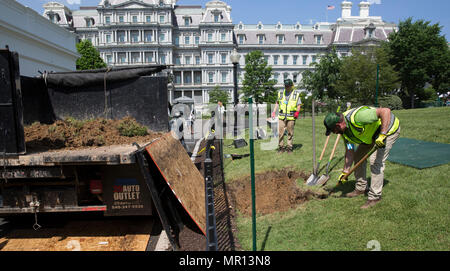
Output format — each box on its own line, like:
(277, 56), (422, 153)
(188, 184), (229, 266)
(0, 143), (145, 167)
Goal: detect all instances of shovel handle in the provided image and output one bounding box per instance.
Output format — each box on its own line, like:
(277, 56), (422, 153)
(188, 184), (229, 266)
(343, 146), (378, 180)
(328, 134), (341, 161)
(319, 135), (330, 161)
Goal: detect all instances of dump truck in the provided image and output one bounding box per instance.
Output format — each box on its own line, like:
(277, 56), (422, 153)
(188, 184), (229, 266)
(0, 49), (210, 249)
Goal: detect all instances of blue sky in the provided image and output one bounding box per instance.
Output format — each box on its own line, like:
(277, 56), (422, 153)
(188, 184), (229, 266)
(16, 0), (450, 41)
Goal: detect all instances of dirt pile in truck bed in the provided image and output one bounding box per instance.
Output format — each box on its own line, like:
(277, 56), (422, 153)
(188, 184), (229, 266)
(24, 117), (164, 152)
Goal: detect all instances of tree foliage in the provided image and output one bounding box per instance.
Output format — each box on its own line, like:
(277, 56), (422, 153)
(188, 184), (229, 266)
(241, 50), (277, 104)
(300, 47), (342, 99)
(209, 85), (230, 106)
(383, 18), (450, 108)
(76, 40), (107, 70)
(335, 47), (400, 105)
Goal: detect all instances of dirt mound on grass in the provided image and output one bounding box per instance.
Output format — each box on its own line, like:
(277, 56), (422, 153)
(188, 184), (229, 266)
(24, 117), (164, 152)
(227, 168), (324, 216)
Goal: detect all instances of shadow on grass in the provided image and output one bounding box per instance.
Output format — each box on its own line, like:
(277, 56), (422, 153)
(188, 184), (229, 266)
(260, 226), (272, 251)
(327, 179), (391, 197)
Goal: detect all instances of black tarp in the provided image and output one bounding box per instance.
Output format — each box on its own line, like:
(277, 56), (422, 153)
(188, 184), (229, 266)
(44, 65), (167, 89)
(21, 65), (170, 132)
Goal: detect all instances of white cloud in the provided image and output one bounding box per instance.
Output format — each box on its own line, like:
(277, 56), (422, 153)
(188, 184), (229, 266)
(368, 0), (382, 4)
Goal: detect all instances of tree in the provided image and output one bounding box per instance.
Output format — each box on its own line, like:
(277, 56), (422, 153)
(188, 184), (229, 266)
(300, 47), (342, 99)
(335, 47), (399, 105)
(241, 50), (277, 104)
(76, 40), (107, 70)
(383, 18), (450, 108)
(209, 85), (230, 106)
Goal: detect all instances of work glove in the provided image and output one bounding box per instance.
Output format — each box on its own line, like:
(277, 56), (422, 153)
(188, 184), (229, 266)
(338, 171), (349, 184)
(375, 133), (387, 148)
(294, 111), (300, 119)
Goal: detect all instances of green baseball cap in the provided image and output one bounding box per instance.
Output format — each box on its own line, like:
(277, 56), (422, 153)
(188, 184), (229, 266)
(284, 79), (293, 86)
(324, 113), (341, 136)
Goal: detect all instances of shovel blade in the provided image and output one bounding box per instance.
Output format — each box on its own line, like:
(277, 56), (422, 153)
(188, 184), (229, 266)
(316, 175), (330, 186)
(306, 174), (317, 185)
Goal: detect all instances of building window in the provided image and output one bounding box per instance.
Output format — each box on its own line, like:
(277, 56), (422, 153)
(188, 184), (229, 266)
(194, 72), (201, 84)
(238, 35), (244, 44)
(145, 52), (153, 63)
(315, 35), (322, 44)
(312, 55), (317, 63)
(131, 31), (139, 43)
(283, 73), (289, 81)
(160, 33), (165, 42)
(131, 52), (140, 63)
(208, 33), (213, 42)
(302, 55), (308, 65)
(184, 18), (190, 26)
(195, 56), (201, 65)
(221, 53), (227, 64)
(208, 72), (214, 83)
(293, 55), (298, 65)
(105, 16), (110, 24)
(159, 15), (165, 23)
(174, 72), (181, 84)
(273, 55), (279, 65)
(208, 54), (214, 64)
(221, 72), (227, 83)
(258, 35), (264, 44)
(105, 34), (111, 43)
(277, 35), (284, 44)
(214, 14), (219, 23)
(195, 36), (200, 44)
(118, 31), (126, 42)
(118, 53), (126, 64)
(145, 31), (152, 42)
(146, 15), (151, 23)
(221, 33), (226, 41)
(106, 55), (112, 64)
(184, 73), (192, 84)
(185, 36), (190, 45)
(283, 55), (288, 65)
(297, 35), (303, 44)
(185, 56), (191, 65)
(175, 56), (181, 65)
(274, 73), (279, 82)
(132, 15), (138, 23)
(160, 54), (166, 64)
(119, 15), (124, 23)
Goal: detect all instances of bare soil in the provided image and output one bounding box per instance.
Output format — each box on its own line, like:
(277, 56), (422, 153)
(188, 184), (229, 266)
(227, 168), (324, 216)
(24, 117), (163, 152)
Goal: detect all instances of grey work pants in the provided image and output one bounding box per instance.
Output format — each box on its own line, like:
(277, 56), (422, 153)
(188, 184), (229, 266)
(354, 126), (401, 200)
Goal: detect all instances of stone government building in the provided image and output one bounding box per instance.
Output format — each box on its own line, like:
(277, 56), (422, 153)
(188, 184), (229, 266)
(42, 0), (396, 107)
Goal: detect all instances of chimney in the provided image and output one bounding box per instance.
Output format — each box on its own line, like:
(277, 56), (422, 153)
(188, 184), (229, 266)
(341, 1), (352, 18)
(359, 1), (370, 18)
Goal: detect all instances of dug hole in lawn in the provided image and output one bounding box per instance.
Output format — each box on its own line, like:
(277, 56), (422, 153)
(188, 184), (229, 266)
(227, 168), (329, 216)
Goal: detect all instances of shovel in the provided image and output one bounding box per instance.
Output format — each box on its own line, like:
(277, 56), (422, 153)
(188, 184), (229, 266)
(329, 145), (378, 193)
(316, 134), (341, 186)
(306, 134), (330, 185)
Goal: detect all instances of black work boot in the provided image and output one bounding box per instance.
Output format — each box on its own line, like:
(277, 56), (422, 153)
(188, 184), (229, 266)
(277, 147), (285, 154)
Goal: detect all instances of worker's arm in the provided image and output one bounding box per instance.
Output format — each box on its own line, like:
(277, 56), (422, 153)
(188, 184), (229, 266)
(375, 107), (391, 147)
(375, 107), (391, 134)
(343, 146), (354, 173)
(272, 102), (279, 118)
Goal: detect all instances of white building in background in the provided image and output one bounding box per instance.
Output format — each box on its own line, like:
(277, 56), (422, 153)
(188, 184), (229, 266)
(0, 0), (78, 77)
(41, 0), (396, 104)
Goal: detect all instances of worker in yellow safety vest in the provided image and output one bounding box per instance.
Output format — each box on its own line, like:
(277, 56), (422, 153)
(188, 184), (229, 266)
(323, 106), (400, 209)
(271, 79), (302, 154)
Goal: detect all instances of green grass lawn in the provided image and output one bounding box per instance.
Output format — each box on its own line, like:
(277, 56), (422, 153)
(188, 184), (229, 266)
(222, 106), (450, 251)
